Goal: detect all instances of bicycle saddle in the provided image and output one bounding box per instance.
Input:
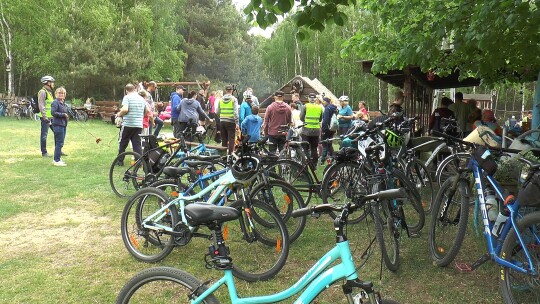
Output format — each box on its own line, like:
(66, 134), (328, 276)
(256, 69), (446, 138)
(183, 160), (214, 168)
(183, 203), (240, 226)
(163, 166), (192, 178)
(289, 141), (310, 148)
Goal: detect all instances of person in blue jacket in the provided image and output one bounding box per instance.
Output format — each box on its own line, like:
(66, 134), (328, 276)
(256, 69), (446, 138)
(241, 106), (262, 143)
(239, 91), (253, 125)
(170, 85), (184, 138)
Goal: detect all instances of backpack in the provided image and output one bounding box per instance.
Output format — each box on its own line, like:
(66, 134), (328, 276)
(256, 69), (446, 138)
(30, 93), (40, 113)
(329, 113), (339, 131)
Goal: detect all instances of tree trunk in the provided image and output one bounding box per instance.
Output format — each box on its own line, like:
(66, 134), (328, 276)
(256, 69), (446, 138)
(0, 3), (14, 95)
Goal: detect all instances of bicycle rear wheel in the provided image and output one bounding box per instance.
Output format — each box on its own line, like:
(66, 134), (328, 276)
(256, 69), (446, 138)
(116, 266), (219, 304)
(500, 211), (540, 304)
(110, 152), (148, 198)
(428, 177), (470, 267)
(225, 199), (290, 282)
(250, 179), (306, 243)
(120, 187), (178, 263)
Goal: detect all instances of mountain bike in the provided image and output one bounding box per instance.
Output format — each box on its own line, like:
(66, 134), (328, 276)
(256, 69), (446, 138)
(116, 188), (405, 304)
(428, 130), (540, 303)
(120, 152), (290, 282)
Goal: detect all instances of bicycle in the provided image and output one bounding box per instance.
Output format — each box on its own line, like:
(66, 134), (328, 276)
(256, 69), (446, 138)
(66, 103), (89, 122)
(116, 188), (405, 304)
(428, 130), (540, 303)
(109, 127), (224, 198)
(120, 149), (290, 282)
(11, 99), (34, 120)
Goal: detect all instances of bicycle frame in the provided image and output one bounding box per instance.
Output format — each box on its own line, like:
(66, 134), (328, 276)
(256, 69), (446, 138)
(193, 239), (362, 304)
(141, 170), (236, 233)
(468, 157), (539, 275)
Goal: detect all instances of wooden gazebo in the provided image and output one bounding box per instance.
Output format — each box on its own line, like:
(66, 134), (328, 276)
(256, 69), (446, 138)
(361, 61), (481, 135)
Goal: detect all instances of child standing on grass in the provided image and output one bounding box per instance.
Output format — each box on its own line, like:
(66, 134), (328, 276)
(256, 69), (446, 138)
(241, 106), (263, 143)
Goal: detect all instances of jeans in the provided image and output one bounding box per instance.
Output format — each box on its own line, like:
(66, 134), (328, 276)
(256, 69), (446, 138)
(151, 117), (164, 137)
(321, 129), (335, 159)
(118, 126), (142, 162)
(268, 135), (287, 154)
(302, 134), (320, 162)
(40, 118), (51, 155)
(221, 121), (237, 153)
(52, 125), (66, 162)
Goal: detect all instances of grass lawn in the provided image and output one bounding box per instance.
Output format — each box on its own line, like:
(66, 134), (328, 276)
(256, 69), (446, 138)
(0, 117), (503, 303)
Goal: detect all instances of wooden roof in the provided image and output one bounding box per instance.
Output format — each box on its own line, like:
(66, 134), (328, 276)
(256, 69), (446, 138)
(260, 75), (338, 108)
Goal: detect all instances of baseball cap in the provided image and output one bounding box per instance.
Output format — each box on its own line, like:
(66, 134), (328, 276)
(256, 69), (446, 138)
(274, 91), (284, 97)
(225, 85), (233, 91)
(323, 97), (331, 103)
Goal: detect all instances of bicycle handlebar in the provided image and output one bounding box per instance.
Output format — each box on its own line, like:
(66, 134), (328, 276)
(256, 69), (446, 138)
(291, 188), (407, 218)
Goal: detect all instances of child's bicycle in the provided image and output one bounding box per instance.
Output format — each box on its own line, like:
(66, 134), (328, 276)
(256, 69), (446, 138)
(116, 188), (405, 304)
(429, 130), (540, 303)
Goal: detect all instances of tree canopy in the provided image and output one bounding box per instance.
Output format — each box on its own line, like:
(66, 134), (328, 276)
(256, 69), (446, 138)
(245, 0), (540, 84)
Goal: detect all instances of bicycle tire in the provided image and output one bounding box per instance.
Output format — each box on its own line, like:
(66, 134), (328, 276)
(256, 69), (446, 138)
(499, 211), (540, 304)
(320, 161), (370, 223)
(76, 109), (89, 122)
(405, 158), (435, 213)
(225, 199), (290, 282)
(435, 152), (471, 186)
(428, 177), (470, 267)
(371, 181), (400, 272)
(390, 169), (425, 234)
(116, 266), (219, 304)
(121, 187), (179, 263)
(110, 151), (148, 198)
(266, 159), (314, 205)
(250, 179), (306, 243)
(148, 178), (191, 198)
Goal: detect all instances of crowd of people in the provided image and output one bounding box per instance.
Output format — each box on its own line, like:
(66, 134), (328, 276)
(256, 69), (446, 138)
(36, 75), (533, 167)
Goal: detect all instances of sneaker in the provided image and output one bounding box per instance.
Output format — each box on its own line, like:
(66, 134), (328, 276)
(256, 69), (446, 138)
(42, 153), (51, 158)
(53, 160), (67, 167)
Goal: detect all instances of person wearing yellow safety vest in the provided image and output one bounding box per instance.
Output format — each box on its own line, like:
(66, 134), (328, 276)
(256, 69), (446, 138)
(38, 75), (56, 157)
(215, 85), (239, 153)
(300, 92), (324, 163)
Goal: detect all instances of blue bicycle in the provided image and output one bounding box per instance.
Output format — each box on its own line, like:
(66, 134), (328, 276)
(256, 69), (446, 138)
(428, 130), (540, 303)
(117, 189), (405, 304)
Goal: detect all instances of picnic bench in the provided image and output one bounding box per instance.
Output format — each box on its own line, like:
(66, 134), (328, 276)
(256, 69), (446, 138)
(95, 100), (120, 123)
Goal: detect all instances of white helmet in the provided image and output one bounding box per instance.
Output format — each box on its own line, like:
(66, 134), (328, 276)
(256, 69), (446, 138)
(243, 91), (252, 100)
(338, 95), (349, 102)
(41, 75), (55, 84)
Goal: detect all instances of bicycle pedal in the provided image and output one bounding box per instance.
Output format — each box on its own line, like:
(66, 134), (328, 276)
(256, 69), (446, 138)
(454, 261), (473, 273)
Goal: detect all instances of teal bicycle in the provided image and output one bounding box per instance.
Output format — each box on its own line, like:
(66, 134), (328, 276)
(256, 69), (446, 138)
(116, 188), (405, 304)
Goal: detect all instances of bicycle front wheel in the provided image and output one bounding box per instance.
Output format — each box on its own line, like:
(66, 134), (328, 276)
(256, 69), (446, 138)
(267, 159), (314, 205)
(120, 187), (178, 263)
(428, 177), (470, 267)
(390, 169), (425, 234)
(500, 211), (540, 304)
(110, 152), (148, 198)
(225, 199), (290, 282)
(116, 266), (219, 304)
(372, 197), (400, 272)
(250, 179), (306, 243)
(405, 158), (435, 213)
(320, 161), (370, 223)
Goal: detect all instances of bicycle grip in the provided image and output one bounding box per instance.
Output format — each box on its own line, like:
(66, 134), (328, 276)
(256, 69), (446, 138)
(292, 207), (313, 218)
